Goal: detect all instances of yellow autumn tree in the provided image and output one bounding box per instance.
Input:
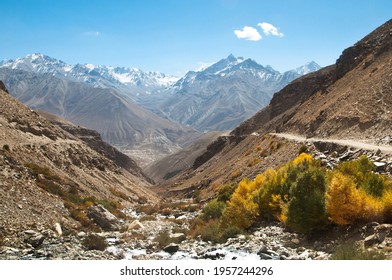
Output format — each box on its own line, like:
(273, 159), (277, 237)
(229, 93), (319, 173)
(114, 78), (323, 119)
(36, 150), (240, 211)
(326, 172), (365, 225)
(253, 168), (285, 220)
(220, 178), (259, 229)
(382, 190), (392, 222)
(325, 171), (384, 225)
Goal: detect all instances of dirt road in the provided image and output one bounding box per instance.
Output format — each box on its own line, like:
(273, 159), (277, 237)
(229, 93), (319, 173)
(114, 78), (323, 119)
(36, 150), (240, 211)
(272, 133), (392, 153)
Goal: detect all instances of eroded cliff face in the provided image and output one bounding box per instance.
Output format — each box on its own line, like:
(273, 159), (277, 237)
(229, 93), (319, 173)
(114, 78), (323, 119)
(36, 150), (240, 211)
(0, 85), (159, 237)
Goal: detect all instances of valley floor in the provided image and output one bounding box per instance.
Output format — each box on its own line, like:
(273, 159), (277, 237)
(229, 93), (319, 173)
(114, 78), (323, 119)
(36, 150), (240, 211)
(1, 202), (391, 260)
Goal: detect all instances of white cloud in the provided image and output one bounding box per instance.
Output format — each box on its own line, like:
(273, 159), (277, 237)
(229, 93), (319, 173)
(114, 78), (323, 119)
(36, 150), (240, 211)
(258, 22), (284, 37)
(234, 26), (262, 41)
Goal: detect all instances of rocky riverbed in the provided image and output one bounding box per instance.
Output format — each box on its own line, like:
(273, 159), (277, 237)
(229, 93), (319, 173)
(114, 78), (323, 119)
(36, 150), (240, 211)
(1, 203), (391, 260)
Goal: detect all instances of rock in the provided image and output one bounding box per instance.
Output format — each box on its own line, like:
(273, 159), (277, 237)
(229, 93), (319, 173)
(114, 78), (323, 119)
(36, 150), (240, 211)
(87, 204), (119, 231)
(374, 162), (387, 172)
(291, 238), (300, 245)
(24, 233), (45, 248)
(364, 233), (385, 247)
(374, 224), (392, 237)
(163, 243), (179, 254)
(78, 231), (86, 237)
(170, 233), (186, 243)
(128, 220), (144, 230)
(54, 223), (62, 237)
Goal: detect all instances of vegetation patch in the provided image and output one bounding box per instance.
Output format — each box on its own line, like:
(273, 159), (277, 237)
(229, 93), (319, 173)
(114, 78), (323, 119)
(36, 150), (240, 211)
(330, 242), (386, 260)
(196, 153), (392, 239)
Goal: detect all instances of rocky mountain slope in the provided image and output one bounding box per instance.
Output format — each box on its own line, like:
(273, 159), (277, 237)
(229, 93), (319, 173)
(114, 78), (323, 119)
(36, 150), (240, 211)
(158, 55), (320, 131)
(156, 19), (392, 199)
(0, 85), (159, 240)
(0, 68), (199, 166)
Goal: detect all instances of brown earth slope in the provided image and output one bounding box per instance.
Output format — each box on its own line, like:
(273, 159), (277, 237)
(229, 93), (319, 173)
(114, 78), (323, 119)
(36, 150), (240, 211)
(0, 87), (159, 235)
(156, 19), (392, 200)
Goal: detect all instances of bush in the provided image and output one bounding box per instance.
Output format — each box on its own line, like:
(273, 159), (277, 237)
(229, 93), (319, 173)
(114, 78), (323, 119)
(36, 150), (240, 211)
(3, 144), (10, 152)
(285, 168), (327, 234)
(201, 199), (226, 221)
(198, 220), (221, 243)
(70, 209), (94, 228)
(330, 242), (385, 260)
(24, 162), (62, 181)
(362, 173), (385, 198)
(217, 183), (237, 203)
(337, 155), (374, 184)
(83, 234), (108, 251)
(298, 145), (308, 155)
(253, 169), (284, 221)
(228, 170), (242, 180)
(382, 190), (392, 222)
(220, 178), (259, 229)
(220, 226), (244, 242)
(247, 158), (261, 167)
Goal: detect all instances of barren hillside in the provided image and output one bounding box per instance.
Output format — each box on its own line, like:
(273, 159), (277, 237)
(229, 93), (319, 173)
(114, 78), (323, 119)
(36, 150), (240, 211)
(0, 87), (159, 237)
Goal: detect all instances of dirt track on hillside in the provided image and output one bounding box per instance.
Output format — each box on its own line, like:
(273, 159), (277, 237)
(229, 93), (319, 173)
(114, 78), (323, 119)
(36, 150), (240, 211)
(272, 133), (392, 153)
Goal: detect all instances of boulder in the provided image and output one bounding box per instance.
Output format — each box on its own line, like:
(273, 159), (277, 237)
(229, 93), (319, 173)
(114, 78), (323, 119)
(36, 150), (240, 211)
(374, 162), (387, 172)
(170, 233), (186, 243)
(163, 243), (179, 254)
(128, 220), (144, 230)
(364, 233), (385, 247)
(87, 204), (119, 231)
(24, 231), (45, 248)
(54, 223), (62, 237)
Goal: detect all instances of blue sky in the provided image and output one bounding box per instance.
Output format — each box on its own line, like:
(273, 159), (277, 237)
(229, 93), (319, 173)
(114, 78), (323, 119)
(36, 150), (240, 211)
(1, 0), (391, 75)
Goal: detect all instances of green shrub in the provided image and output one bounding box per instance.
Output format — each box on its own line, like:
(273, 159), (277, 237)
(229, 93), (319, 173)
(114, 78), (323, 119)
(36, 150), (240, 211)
(337, 155), (374, 184)
(24, 162), (62, 181)
(285, 168), (327, 235)
(330, 242), (386, 260)
(220, 226), (244, 242)
(298, 145), (308, 155)
(228, 170), (242, 180)
(363, 173), (385, 198)
(217, 183), (237, 203)
(83, 234), (108, 251)
(3, 144), (10, 152)
(201, 199), (226, 221)
(198, 220), (221, 243)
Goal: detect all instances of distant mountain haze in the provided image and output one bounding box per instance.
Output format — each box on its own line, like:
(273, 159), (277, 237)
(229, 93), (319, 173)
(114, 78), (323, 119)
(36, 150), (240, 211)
(0, 54), (320, 165)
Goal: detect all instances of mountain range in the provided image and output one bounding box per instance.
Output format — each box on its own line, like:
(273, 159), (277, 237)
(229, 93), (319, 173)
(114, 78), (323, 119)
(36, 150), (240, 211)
(0, 54), (320, 133)
(158, 55), (320, 131)
(0, 67), (199, 166)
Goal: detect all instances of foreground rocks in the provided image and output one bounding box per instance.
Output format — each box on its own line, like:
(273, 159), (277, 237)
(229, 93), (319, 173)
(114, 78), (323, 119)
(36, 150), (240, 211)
(2, 204), (391, 260)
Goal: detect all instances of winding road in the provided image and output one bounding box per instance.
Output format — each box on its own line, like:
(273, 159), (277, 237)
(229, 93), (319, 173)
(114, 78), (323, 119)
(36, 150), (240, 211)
(271, 133), (392, 154)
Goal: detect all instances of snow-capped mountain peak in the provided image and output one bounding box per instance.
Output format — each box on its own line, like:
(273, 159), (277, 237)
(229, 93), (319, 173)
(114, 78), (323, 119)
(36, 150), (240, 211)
(294, 61), (321, 75)
(0, 53), (179, 93)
